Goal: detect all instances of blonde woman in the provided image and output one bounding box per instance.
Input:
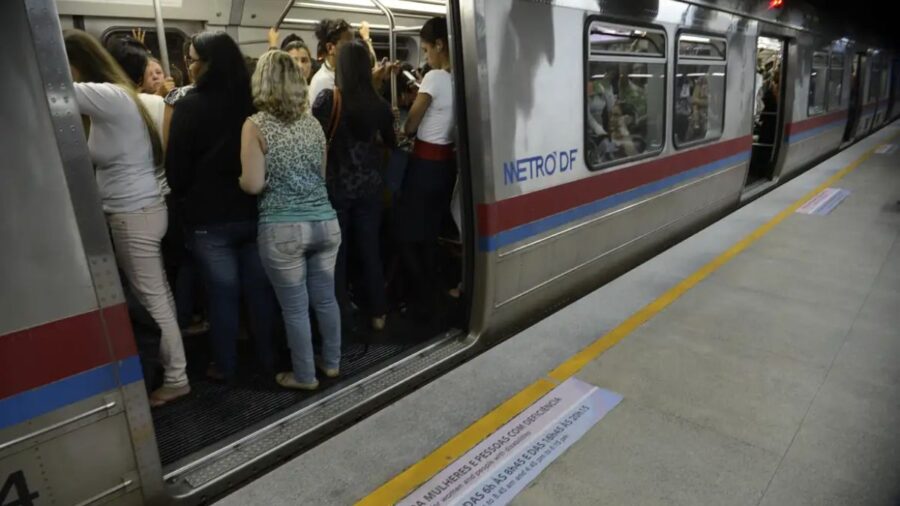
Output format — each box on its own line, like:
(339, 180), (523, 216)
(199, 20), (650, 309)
(64, 29), (189, 406)
(240, 50), (341, 390)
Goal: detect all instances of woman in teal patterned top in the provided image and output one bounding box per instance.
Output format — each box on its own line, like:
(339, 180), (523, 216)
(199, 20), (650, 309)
(240, 50), (341, 390)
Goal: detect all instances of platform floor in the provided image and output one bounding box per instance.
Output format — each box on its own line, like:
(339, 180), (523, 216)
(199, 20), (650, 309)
(220, 124), (900, 506)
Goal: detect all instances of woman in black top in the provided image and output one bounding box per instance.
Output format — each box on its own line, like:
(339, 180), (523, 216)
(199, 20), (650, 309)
(166, 32), (278, 379)
(312, 40), (396, 332)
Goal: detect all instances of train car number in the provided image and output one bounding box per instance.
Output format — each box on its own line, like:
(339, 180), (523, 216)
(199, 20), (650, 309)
(1, 471), (39, 506)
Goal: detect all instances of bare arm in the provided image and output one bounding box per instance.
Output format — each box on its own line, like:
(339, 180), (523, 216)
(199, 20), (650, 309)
(162, 104), (173, 147)
(403, 92), (432, 137)
(239, 119), (267, 195)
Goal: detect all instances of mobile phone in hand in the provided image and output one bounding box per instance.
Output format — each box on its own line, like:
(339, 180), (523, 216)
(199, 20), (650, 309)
(402, 69), (419, 87)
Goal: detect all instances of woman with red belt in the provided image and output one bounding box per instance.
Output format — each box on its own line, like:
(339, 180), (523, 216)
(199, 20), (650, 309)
(397, 17), (456, 321)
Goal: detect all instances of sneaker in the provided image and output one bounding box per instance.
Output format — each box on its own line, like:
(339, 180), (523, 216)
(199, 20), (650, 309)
(275, 372), (319, 390)
(314, 357), (340, 378)
(371, 315), (386, 332)
(149, 384), (190, 407)
(182, 320), (210, 337)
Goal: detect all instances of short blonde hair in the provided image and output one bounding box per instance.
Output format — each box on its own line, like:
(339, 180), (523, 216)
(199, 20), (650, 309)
(252, 50), (308, 122)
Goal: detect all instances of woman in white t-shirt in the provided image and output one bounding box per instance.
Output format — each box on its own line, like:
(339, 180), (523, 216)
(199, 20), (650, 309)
(396, 17), (457, 321)
(64, 30), (190, 407)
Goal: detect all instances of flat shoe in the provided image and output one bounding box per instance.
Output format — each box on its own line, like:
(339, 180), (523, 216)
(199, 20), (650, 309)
(275, 372), (319, 390)
(150, 384), (191, 407)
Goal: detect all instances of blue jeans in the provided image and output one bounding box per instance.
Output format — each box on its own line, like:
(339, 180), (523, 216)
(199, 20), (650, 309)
(258, 220), (342, 383)
(191, 221), (278, 377)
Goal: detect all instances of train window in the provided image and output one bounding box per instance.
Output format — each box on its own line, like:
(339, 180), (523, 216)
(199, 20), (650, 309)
(585, 20), (666, 170)
(102, 27), (189, 83)
(673, 33), (726, 147)
(867, 54), (883, 103)
(808, 51), (828, 116)
(827, 53), (844, 110)
(678, 35), (726, 60)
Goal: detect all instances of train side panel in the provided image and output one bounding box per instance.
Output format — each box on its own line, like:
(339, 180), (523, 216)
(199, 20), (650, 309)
(468, 0), (753, 339)
(778, 34), (846, 179)
(0, 1), (162, 504)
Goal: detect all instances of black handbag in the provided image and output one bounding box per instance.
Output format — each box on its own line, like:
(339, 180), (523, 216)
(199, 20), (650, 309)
(385, 140), (411, 194)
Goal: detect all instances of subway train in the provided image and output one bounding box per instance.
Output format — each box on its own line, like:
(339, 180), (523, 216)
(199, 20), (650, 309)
(1, 0), (897, 504)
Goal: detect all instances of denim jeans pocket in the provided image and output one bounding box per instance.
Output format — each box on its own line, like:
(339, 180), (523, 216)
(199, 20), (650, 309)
(263, 223), (304, 257)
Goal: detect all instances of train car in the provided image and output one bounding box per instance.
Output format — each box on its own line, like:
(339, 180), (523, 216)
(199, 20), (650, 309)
(1, 0), (895, 504)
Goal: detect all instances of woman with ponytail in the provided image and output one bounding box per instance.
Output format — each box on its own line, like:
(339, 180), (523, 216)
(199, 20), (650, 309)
(64, 29), (189, 406)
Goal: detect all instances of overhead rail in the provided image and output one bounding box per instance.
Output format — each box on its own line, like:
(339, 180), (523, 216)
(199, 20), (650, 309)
(273, 0), (446, 108)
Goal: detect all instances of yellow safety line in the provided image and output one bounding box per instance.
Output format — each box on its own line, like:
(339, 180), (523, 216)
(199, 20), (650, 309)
(357, 134), (895, 506)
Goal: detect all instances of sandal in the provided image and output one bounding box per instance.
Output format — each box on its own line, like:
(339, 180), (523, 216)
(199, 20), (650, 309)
(275, 372), (319, 390)
(149, 384), (191, 407)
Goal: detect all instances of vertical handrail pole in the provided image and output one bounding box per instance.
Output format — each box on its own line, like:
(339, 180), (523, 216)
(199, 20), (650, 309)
(370, 0), (397, 109)
(151, 0), (170, 76)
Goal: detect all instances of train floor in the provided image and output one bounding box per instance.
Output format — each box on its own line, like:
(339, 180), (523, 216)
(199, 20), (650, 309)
(132, 269), (463, 467)
(220, 123), (900, 506)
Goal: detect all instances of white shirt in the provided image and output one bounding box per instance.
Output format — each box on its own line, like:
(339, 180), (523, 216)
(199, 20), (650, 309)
(74, 83), (162, 213)
(308, 62), (335, 107)
(416, 69), (454, 145)
(138, 93), (171, 197)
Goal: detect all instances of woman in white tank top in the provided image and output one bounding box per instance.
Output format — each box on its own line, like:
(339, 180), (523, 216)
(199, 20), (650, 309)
(394, 17), (458, 321)
(65, 30), (189, 407)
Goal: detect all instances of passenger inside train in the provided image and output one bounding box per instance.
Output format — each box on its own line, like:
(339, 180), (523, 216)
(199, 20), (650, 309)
(61, 14), (462, 415)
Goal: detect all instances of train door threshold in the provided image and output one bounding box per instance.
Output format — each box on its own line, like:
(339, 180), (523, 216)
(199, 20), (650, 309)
(740, 177), (778, 203)
(160, 329), (472, 500)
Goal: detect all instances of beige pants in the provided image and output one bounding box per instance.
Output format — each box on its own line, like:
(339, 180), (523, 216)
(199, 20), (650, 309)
(107, 202), (188, 388)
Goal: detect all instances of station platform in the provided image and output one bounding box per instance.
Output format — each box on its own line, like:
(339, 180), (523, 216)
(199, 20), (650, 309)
(220, 123), (900, 506)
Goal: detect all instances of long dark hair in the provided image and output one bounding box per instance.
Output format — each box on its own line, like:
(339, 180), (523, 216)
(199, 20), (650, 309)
(108, 37), (149, 87)
(64, 29), (163, 167)
(191, 31), (252, 113)
(335, 40), (385, 138)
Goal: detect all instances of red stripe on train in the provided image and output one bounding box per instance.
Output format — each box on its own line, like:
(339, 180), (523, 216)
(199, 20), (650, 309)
(477, 135), (752, 237)
(786, 110), (848, 136)
(0, 303), (137, 399)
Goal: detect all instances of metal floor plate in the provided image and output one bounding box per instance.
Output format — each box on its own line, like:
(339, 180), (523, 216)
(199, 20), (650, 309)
(151, 341), (409, 466)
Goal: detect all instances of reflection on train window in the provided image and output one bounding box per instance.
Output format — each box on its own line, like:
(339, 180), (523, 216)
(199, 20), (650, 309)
(674, 34), (726, 147)
(867, 54), (884, 103)
(874, 55), (890, 100)
(827, 53), (844, 110)
(677, 35), (726, 60)
(585, 20), (666, 170)
(808, 51), (828, 115)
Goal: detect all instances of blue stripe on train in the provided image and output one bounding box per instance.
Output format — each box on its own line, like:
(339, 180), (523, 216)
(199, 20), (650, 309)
(479, 150), (751, 252)
(786, 119), (846, 144)
(0, 355), (143, 430)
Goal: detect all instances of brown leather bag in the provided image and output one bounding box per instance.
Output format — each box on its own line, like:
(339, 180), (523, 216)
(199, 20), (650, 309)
(327, 87), (342, 148)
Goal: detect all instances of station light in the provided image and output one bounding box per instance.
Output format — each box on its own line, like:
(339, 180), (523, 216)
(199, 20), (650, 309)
(768, 0), (784, 9)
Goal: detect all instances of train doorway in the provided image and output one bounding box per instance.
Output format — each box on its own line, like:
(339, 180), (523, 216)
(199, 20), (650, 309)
(746, 36), (787, 187)
(843, 53), (866, 143)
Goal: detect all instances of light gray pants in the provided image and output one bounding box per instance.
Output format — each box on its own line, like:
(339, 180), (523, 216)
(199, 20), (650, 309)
(107, 202), (188, 388)
(258, 219), (342, 383)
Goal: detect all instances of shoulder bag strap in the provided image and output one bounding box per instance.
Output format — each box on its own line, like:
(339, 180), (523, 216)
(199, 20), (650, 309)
(327, 87), (342, 147)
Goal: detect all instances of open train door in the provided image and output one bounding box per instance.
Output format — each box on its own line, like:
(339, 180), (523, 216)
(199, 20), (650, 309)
(843, 53), (865, 143)
(746, 35), (787, 186)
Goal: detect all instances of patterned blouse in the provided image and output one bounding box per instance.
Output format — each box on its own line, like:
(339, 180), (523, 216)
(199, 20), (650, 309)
(312, 89), (397, 201)
(250, 111), (336, 223)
